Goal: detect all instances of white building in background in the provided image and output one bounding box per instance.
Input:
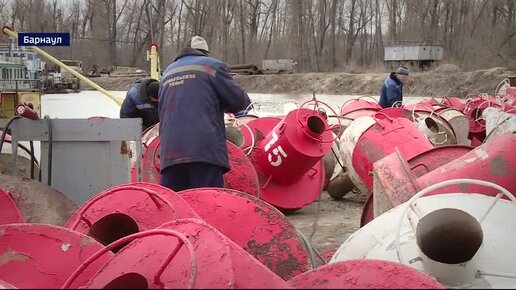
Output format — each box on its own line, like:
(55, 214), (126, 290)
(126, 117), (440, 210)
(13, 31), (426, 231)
(384, 40), (444, 70)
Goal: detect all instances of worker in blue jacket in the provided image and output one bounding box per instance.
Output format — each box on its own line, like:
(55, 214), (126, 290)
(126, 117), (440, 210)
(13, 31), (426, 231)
(378, 66), (409, 108)
(120, 78), (160, 131)
(158, 36), (251, 191)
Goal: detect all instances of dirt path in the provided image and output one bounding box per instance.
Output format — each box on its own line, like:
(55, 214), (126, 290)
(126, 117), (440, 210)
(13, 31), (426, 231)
(234, 67), (513, 98)
(84, 67), (513, 99)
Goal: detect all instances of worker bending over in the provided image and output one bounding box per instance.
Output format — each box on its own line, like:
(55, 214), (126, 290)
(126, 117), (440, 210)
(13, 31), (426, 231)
(120, 77), (160, 131)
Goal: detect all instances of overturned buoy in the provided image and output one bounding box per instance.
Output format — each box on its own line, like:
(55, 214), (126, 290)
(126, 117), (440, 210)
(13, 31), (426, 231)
(288, 259), (444, 289)
(66, 182), (199, 251)
(78, 219), (291, 289)
(0, 223), (114, 288)
(179, 187), (314, 279)
(332, 179), (516, 289)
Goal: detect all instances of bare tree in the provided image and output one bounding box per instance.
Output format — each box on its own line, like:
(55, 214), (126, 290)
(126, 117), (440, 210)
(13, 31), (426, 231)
(0, 0), (513, 72)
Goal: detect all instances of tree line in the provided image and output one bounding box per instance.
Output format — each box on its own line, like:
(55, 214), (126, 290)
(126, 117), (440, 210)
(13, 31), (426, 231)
(1, 0), (515, 72)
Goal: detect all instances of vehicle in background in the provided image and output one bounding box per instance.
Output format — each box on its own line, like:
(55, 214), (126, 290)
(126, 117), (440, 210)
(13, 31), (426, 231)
(42, 60), (82, 92)
(261, 59), (295, 74)
(384, 40), (443, 71)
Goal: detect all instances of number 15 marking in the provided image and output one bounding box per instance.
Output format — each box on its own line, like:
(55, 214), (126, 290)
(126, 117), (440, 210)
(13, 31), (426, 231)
(264, 131), (288, 167)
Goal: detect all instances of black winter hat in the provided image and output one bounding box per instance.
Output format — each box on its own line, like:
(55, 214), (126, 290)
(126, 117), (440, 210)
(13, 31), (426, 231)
(147, 81), (159, 98)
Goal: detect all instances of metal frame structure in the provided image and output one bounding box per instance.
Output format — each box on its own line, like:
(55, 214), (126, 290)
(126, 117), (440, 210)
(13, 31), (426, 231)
(9, 118), (143, 205)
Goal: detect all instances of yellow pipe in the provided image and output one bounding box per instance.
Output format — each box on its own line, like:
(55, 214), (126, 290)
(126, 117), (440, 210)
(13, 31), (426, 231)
(2, 26), (123, 107)
(147, 43), (161, 80)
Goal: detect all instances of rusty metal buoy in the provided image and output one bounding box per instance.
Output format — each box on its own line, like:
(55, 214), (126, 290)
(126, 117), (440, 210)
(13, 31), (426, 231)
(339, 97), (381, 129)
(288, 259), (444, 289)
(180, 187), (313, 280)
(463, 95), (500, 146)
(351, 113), (434, 192)
(241, 101), (339, 211)
(239, 116), (283, 151)
(361, 145), (472, 227)
(441, 96), (467, 111)
(65, 182), (198, 251)
(363, 132), (515, 227)
(327, 171), (355, 200)
(223, 141), (261, 196)
(78, 218), (291, 289)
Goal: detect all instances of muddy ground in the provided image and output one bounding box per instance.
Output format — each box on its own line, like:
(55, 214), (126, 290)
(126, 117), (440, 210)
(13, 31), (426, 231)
(286, 190), (366, 261)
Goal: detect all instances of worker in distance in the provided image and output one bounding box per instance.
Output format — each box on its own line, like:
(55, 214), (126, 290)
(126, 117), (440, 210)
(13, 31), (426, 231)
(379, 66), (409, 108)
